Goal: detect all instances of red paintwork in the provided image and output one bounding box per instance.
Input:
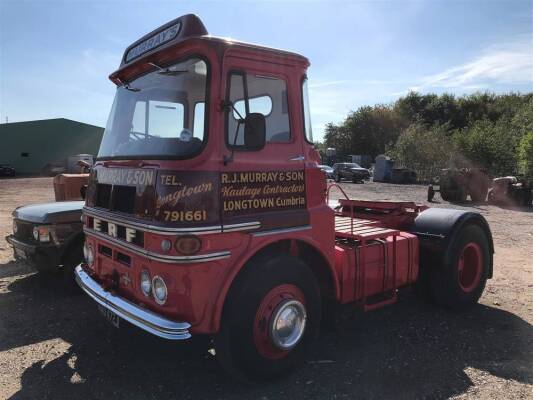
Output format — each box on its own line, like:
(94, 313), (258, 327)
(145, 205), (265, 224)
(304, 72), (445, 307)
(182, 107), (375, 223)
(84, 16), (426, 336)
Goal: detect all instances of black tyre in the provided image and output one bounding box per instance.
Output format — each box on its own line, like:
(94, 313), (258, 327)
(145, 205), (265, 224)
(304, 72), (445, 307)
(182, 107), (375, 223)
(335, 173), (341, 183)
(427, 185), (435, 202)
(469, 182), (488, 203)
(429, 224), (491, 309)
(215, 254), (321, 381)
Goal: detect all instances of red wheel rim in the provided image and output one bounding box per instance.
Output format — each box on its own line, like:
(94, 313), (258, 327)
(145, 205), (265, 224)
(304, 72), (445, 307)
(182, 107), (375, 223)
(458, 242), (483, 293)
(253, 284), (306, 360)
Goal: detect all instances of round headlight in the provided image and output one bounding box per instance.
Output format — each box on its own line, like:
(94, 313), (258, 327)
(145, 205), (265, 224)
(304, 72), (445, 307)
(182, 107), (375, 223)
(160, 239), (172, 252)
(152, 276), (167, 305)
(83, 242), (94, 266)
(32, 226), (39, 241)
(140, 270), (151, 297)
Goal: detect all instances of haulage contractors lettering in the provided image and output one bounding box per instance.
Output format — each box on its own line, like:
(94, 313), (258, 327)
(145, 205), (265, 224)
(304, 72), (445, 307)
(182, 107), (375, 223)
(221, 170), (306, 214)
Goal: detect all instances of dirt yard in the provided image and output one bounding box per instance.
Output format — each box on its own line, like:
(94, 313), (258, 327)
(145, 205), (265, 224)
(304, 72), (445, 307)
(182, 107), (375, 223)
(0, 177), (531, 400)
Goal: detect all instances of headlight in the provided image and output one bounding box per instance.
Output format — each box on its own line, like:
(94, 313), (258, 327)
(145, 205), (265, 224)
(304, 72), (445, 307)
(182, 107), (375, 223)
(140, 270), (151, 297)
(33, 226), (50, 242)
(152, 276), (167, 305)
(83, 242), (94, 266)
(13, 220), (18, 234)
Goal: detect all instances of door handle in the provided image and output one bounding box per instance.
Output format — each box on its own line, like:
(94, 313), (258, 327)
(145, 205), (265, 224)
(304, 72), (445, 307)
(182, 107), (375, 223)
(289, 155), (305, 161)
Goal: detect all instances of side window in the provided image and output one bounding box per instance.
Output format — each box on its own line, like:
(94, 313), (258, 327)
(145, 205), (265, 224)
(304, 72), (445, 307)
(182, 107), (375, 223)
(233, 96), (272, 119)
(193, 102), (205, 140)
(227, 72), (291, 148)
(302, 78), (313, 143)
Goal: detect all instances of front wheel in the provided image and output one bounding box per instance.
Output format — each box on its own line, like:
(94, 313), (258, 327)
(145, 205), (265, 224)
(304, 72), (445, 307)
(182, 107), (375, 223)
(215, 254), (321, 381)
(334, 173), (341, 183)
(429, 224), (491, 309)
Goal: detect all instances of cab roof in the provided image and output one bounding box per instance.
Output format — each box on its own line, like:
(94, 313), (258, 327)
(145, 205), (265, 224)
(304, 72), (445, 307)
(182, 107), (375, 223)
(111, 14), (309, 81)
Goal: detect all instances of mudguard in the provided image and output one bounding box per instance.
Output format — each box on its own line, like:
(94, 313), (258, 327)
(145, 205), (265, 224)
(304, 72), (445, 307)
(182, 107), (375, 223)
(410, 208), (494, 278)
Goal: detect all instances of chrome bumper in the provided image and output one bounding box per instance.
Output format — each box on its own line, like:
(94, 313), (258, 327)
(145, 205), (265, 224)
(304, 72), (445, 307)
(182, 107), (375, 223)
(75, 265), (191, 340)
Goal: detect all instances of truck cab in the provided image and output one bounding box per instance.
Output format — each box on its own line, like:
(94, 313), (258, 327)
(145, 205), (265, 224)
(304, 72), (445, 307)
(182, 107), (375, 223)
(76, 14), (493, 380)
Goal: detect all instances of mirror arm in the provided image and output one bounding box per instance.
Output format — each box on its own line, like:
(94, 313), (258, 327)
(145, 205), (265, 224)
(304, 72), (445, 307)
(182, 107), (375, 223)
(220, 100), (245, 166)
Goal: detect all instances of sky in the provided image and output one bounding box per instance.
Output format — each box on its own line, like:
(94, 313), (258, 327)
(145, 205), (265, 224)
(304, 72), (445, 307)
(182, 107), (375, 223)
(1, 0), (532, 142)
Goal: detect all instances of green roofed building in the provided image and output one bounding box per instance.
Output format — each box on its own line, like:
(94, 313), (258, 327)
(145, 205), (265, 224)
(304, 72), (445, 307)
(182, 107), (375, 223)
(0, 118), (104, 175)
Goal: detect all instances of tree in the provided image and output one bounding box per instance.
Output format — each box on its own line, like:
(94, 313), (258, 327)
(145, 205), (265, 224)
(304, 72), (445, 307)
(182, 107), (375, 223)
(389, 123), (454, 169)
(518, 133), (533, 179)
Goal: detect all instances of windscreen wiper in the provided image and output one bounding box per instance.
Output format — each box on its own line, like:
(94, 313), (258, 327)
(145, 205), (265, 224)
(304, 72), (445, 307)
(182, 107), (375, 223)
(148, 62), (187, 76)
(117, 78), (141, 92)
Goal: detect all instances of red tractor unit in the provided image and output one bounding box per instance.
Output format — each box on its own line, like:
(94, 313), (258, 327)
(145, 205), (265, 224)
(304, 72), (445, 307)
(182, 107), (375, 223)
(75, 15), (494, 380)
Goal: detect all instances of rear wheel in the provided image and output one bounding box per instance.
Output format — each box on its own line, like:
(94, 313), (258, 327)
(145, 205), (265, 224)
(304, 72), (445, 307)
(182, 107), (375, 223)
(429, 224), (490, 309)
(215, 254), (321, 381)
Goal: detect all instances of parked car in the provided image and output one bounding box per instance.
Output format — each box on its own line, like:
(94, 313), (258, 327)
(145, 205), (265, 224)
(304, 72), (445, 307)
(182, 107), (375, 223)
(6, 201), (85, 290)
(332, 162), (371, 183)
(0, 164), (16, 177)
(319, 164), (335, 179)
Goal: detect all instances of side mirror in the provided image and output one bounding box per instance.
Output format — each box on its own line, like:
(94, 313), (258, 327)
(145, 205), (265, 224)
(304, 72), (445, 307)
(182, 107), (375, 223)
(244, 113), (266, 150)
(77, 160), (92, 173)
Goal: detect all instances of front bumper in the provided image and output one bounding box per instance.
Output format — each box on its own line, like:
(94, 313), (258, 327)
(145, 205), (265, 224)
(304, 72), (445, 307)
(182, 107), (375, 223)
(6, 235), (39, 255)
(74, 265), (191, 340)
(6, 234), (61, 269)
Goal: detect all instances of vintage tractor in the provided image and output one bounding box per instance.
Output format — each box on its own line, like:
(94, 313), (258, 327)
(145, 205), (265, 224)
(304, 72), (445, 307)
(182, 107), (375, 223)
(488, 176), (532, 207)
(428, 168), (489, 203)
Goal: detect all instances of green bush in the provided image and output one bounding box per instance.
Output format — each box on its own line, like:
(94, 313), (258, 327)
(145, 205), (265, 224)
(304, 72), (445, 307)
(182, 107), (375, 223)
(518, 132), (533, 179)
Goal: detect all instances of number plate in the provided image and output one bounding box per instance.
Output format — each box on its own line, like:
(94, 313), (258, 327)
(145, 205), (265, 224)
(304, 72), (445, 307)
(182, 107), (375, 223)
(98, 305), (120, 328)
(14, 247), (27, 260)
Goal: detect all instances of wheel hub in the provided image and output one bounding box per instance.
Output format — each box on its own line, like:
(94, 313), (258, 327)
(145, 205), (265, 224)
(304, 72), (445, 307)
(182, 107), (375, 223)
(458, 242), (483, 293)
(269, 299), (307, 350)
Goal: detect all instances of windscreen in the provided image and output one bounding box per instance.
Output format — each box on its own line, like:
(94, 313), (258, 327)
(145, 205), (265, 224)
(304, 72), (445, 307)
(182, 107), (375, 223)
(98, 57), (208, 159)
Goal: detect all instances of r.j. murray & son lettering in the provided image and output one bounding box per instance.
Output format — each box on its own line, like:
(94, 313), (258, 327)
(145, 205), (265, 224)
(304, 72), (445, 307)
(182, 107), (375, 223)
(221, 171), (304, 184)
(98, 168), (156, 186)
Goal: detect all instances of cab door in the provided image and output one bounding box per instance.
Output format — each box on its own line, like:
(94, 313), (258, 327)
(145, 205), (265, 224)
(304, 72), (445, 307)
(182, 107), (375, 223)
(220, 55), (308, 233)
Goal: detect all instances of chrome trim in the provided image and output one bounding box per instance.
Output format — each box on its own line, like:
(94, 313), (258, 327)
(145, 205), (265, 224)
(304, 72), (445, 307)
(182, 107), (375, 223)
(83, 207), (260, 236)
(252, 225), (311, 237)
(223, 222), (261, 232)
(75, 266), (191, 340)
(84, 228), (231, 264)
(84, 208), (221, 235)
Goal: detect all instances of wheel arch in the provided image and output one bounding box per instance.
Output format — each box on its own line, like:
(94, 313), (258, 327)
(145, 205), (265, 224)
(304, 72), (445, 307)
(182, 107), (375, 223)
(410, 207), (494, 278)
(211, 235), (338, 332)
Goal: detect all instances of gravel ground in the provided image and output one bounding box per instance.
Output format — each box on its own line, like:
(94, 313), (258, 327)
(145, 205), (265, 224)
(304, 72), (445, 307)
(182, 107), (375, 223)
(0, 177), (531, 400)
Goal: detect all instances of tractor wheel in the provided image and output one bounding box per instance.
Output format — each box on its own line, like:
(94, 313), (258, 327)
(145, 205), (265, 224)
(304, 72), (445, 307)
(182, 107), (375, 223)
(469, 183), (488, 203)
(427, 185), (435, 202)
(487, 189), (495, 204)
(429, 224), (490, 309)
(215, 254), (321, 381)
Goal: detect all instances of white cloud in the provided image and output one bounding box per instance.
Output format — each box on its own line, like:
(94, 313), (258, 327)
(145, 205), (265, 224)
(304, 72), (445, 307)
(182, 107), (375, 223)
(410, 36), (533, 91)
